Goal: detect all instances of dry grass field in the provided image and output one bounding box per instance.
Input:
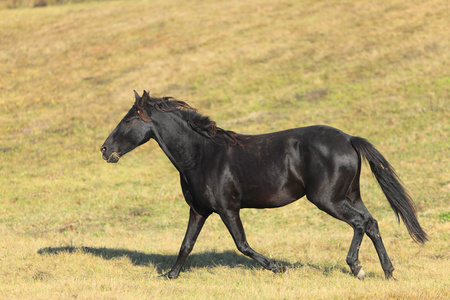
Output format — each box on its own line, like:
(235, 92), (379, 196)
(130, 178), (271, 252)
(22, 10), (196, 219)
(0, 0), (449, 299)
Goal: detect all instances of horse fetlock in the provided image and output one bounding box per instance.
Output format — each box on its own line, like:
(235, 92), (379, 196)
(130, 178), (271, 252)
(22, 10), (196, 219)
(384, 266), (395, 280)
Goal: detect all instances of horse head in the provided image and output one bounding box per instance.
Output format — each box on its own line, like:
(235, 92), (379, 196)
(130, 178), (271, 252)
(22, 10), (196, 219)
(100, 90), (154, 163)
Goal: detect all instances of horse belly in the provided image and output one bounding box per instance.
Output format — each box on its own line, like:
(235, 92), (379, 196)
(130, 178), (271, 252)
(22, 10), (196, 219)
(241, 185), (305, 208)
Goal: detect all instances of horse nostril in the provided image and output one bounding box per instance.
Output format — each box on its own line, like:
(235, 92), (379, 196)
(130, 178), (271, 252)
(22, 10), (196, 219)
(101, 146), (107, 153)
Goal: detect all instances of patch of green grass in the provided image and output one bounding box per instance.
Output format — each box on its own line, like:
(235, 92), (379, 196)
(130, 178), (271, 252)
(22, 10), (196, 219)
(439, 212), (450, 223)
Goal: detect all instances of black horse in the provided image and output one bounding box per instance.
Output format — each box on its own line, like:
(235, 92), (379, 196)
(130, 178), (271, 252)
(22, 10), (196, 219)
(101, 90), (427, 280)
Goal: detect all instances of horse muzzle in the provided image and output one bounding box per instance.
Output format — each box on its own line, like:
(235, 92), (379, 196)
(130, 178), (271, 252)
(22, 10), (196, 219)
(106, 152), (120, 163)
(101, 146), (120, 163)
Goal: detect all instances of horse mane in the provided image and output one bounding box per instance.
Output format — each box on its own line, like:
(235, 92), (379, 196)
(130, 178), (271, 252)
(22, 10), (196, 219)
(147, 96), (244, 147)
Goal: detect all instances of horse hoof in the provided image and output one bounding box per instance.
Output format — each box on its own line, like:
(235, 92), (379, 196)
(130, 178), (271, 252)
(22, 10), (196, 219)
(272, 264), (289, 276)
(282, 265), (289, 276)
(385, 272), (397, 281)
(356, 267), (365, 280)
(160, 272), (178, 280)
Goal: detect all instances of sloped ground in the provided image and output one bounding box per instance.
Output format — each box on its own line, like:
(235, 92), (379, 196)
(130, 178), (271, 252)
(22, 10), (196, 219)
(0, 0), (448, 298)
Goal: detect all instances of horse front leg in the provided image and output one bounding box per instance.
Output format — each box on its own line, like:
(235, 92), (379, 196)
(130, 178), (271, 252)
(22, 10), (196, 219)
(163, 207), (210, 279)
(219, 209), (287, 273)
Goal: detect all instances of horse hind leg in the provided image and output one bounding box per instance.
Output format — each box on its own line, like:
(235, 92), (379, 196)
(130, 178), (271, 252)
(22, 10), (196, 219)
(363, 210), (395, 279)
(308, 191), (393, 280)
(344, 200), (395, 280)
(307, 191), (366, 278)
(338, 201), (369, 279)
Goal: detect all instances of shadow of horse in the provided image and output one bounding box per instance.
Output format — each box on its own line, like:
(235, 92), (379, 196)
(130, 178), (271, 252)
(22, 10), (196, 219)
(37, 246), (355, 277)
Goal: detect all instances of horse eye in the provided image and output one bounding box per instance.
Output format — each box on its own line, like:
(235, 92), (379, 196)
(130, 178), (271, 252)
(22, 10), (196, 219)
(124, 119), (131, 124)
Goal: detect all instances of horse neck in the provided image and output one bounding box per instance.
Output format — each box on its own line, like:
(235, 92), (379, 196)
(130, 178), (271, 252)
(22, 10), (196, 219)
(151, 111), (204, 172)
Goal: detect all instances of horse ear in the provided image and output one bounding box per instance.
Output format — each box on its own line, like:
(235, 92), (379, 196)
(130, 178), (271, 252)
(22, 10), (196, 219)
(138, 90), (151, 109)
(136, 90), (151, 121)
(142, 90), (150, 102)
(134, 90), (141, 102)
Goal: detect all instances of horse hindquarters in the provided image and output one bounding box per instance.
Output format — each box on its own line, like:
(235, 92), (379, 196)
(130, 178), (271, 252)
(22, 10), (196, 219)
(303, 136), (394, 279)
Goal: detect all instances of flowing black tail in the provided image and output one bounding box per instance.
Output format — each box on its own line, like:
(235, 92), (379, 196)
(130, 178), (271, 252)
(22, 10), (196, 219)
(350, 136), (428, 244)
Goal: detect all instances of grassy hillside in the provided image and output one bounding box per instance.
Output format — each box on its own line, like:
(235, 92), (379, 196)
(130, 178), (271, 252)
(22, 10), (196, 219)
(0, 0), (449, 298)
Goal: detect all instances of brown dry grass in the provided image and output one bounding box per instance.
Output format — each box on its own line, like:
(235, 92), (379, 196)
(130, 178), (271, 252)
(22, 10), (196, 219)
(0, 0), (449, 298)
